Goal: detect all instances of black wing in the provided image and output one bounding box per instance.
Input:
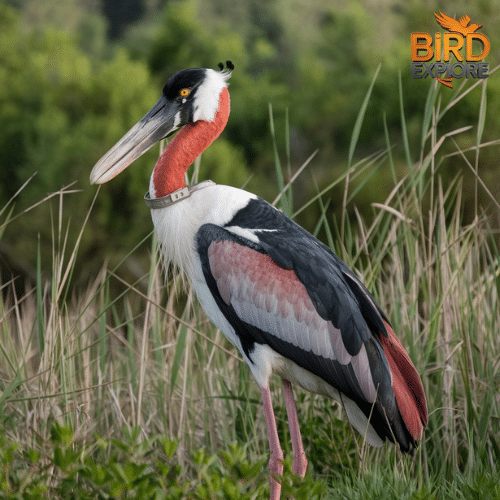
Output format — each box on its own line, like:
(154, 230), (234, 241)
(196, 197), (417, 451)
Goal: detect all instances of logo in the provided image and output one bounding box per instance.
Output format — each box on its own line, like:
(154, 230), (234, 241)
(411, 12), (490, 88)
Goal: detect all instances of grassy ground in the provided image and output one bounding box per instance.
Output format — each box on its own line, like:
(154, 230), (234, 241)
(1, 75), (499, 499)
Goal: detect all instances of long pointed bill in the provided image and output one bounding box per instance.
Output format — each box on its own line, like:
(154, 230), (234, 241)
(90, 95), (181, 184)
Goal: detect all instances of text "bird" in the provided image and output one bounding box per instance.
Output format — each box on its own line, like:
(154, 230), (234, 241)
(90, 62), (428, 499)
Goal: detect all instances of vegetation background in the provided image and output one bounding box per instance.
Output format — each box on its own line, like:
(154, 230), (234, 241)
(0, 0), (499, 498)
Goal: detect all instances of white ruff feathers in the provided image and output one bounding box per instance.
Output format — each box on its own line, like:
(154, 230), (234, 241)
(150, 185), (255, 279)
(192, 69), (231, 122)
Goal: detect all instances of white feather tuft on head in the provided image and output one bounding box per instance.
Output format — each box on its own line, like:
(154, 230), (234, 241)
(192, 69), (231, 122)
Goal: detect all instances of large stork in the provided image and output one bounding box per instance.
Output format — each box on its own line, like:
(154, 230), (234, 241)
(90, 62), (427, 499)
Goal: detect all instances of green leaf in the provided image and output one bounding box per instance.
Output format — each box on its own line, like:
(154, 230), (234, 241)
(161, 438), (178, 459)
(50, 425), (73, 447)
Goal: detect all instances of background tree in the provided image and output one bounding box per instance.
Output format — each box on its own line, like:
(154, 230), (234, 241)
(1, 0), (498, 287)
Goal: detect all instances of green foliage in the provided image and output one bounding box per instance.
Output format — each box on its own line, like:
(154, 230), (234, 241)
(3, 1), (500, 286)
(2, 425), (498, 498)
(141, 0), (290, 180)
(1, 1), (500, 498)
(0, 425), (297, 499)
(0, 4), (160, 279)
(197, 139), (249, 188)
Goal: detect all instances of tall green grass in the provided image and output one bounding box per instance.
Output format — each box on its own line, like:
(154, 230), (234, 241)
(1, 72), (499, 498)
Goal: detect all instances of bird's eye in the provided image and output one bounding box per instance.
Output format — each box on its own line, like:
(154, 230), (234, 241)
(179, 88), (190, 98)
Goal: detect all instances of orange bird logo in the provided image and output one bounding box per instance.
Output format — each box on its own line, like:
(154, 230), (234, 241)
(411, 12), (489, 90)
(433, 12), (484, 88)
(434, 12), (483, 36)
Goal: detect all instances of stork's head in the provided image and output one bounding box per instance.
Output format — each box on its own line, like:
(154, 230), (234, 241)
(90, 62), (233, 185)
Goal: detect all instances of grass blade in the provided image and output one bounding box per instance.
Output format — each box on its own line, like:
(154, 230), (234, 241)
(348, 64), (381, 168)
(398, 70), (412, 169)
(170, 323), (187, 396)
(420, 79), (437, 151)
(269, 103), (292, 217)
(36, 234), (44, 356)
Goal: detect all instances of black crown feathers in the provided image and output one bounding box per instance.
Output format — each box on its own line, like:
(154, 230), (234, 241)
(218, 61), (234, 72)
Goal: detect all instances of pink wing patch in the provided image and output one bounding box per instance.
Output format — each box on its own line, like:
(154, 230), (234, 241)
(207, 239), (378, 402)
(208, 239), (311, 313)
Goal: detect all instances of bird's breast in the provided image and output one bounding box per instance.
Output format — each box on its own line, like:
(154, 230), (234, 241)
(149, 184), (257, 280)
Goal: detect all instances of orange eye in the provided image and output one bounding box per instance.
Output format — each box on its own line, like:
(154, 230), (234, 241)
(179, 88), (190, 98)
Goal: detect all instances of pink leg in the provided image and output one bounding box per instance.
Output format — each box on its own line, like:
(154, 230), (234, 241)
(281, 379), (308, 477)
(260, 386), (284, 500)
